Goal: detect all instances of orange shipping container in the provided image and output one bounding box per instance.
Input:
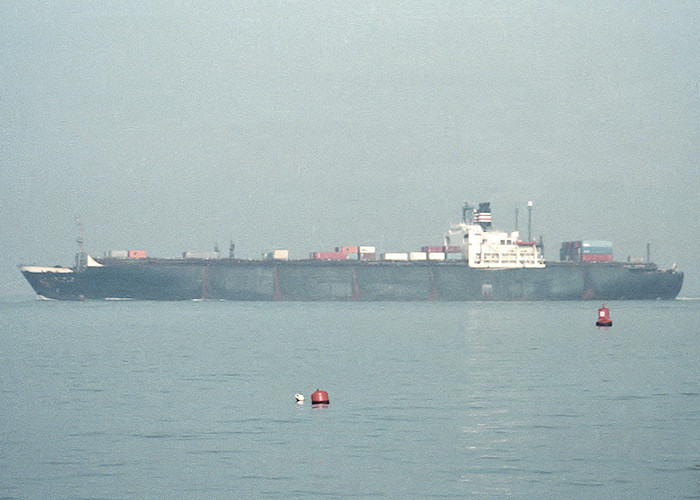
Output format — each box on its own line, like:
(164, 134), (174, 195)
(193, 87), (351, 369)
(128, 250), (147, 259)
(340, 246), (358, 253)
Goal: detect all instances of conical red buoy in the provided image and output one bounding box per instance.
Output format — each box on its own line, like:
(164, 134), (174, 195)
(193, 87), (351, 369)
(596, 304), (612, 326)
(311, 389), (329, 405)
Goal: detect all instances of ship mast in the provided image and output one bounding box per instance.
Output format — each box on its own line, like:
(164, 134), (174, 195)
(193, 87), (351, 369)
(462, 202), (475, 223)
(76, 216), (84, 254)
(75, 216), (88, 271)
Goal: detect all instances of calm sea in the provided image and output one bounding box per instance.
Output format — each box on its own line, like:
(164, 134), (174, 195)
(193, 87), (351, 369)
(1, 298), (698, 499)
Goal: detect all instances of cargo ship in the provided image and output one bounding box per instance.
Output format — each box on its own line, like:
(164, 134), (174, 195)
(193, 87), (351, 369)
(19, 203), (683, 301)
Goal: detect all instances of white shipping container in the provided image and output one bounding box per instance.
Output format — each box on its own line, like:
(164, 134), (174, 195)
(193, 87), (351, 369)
(428, 252), (446, 260)
(409, 252), (427, 260)
(382, 252), (409, 261)
(272, 249), (289, 260)
(582, 240), (612, 248)
(359, 246), (376, 254)
(107, 250), (129, 258)
(183, 251), (220, 259)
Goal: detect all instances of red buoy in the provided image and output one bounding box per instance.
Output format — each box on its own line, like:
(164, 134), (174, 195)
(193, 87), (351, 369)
(311, 389), (329, 405)
(596, 304), (612, 326)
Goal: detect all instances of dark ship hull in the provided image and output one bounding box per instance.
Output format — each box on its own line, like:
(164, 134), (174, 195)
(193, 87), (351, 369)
(20, 258), (684, 301)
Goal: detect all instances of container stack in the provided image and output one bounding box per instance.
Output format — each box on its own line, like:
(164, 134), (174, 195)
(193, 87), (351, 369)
(358, 246), (376, 260)
(310, 245), (376, 260)
(309, 244), (462, 262)
(336, 246), (359, 259)
(264, 249), (290, 260)
(421, 245), (445, 261)
(420, 245), (463, 261)
(106, 250), (147, 259)
(560, 241), (613, 262)
(443, 245), (463, 260)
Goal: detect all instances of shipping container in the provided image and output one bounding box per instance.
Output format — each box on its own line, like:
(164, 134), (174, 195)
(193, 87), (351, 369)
(128, 250), (147, 259)
(561, 241), (613, 261)
(359, 246), (376, 254)
(264, 250), (290, 260)
(340, 246), (358, 253)
(581, 248), (613, 255)
(428, 252), (446, 260)
(272, 249), (289, 260)
(422, 245), (443, 253)
(107, 250), (128, 259)
(443, 245), (461, 253)
(311, 252), (347, 260)
(581, 240), (612, 248)
(409, 252), (427, 260)
(382, 252), (409, 261)
(359, 253), (376, 260)
(183, 251), (220, 260)
(580, 253), (613, 262)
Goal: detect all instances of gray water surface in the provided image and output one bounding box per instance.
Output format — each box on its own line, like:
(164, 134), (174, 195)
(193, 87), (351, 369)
(1, 299), (698, 498)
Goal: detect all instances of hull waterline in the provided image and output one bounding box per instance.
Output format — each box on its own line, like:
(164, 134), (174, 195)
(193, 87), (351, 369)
(20, 259), (684, 301)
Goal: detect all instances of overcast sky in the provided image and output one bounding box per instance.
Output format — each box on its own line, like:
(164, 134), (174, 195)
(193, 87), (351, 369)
(1, 1), (698, 296)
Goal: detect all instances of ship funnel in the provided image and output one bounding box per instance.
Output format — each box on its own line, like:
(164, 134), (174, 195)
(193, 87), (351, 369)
(475, 202), (492, 229)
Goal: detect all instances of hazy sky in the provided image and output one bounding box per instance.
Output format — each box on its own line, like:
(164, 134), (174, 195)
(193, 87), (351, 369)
(1, 1), (698, 296)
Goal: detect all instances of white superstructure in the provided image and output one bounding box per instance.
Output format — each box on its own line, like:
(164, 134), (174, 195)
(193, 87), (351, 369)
(443, 203), (545, 269)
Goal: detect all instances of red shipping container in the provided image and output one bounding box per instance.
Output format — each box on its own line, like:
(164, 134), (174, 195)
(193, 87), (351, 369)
(443, 245), (461, 253)
(128, 250), (147, 259)
(422, 246), (444, 253)
(580, 254), (612, 262)
(311, 252), (348, 260)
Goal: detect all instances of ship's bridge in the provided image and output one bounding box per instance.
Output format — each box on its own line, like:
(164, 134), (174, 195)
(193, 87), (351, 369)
(444, 222), (545, 268)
